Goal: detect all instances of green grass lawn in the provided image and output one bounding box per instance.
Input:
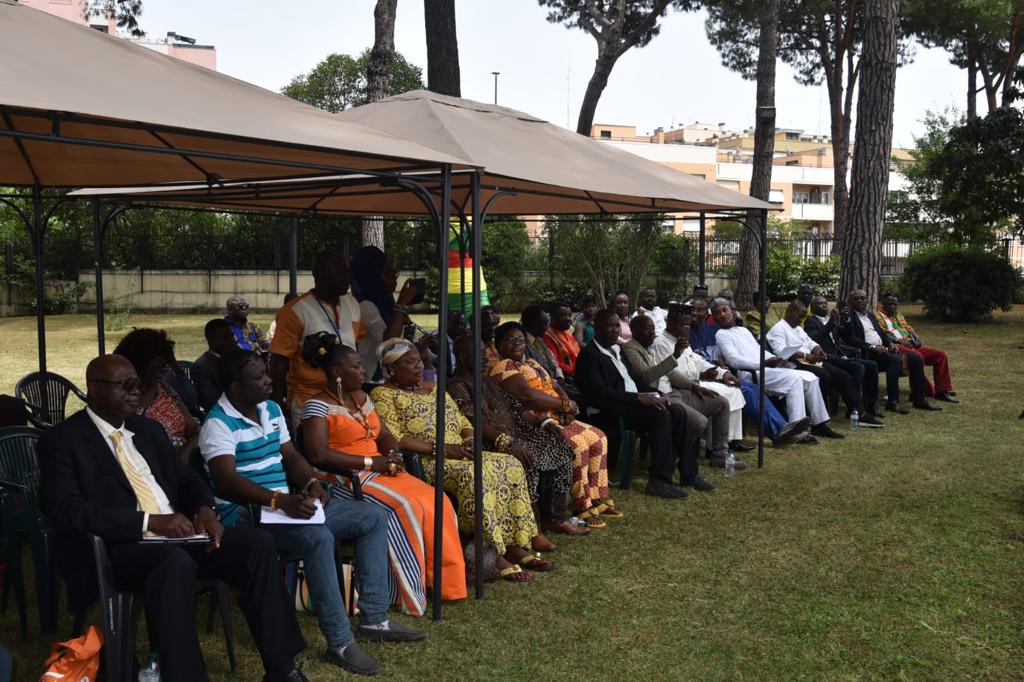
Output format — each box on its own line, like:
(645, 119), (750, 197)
(2, 309), (1023, 680)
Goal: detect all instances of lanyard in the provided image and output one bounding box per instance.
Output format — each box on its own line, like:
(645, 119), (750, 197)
(315, 298), (343, 340)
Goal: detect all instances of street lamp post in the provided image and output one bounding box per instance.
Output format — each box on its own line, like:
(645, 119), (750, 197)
(491, 71), (500, 105)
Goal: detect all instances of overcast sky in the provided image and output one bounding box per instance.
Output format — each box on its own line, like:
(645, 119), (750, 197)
(139, 0), (966, 148)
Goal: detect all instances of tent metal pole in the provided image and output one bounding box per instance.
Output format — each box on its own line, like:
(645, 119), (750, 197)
(32, 185), (49, 416)
(92, 199), (105, 355)
(470, 171), (485, 600)
(757, 208), (767, 469)
(432, 164), (452, 622)
(288, 216), (298, 296)
(698, 211), (707, 286)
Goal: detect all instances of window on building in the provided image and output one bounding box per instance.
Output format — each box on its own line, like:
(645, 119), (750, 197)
(599, 130), (612, 139)
(785, 132), (799, 140)
(793, 191), (810, 204)
(786, 160), (799, 166)
(691, 173), (706, 180)
(769, 189), (785, 203)
(821, 191), (831, 205)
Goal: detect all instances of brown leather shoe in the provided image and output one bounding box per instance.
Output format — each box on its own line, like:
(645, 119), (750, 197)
(540, 520), (590, 536)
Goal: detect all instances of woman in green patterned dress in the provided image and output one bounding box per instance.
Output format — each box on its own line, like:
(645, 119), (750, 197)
(371, 338), (550, 582)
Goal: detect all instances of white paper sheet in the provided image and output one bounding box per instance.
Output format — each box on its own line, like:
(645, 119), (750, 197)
(259, 499), (326, 525)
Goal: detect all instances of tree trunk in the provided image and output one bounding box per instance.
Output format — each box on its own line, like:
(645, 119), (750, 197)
(736, 0), (778, 312)
(967, 51), (978, 120)
(830, 49), (857, 252)
(424, 0), (461, 96)
(367, 0), (399, 103)
(362, 0), (399, 250)
(841, 0), (899, 309)
(575, 50), (620, 136)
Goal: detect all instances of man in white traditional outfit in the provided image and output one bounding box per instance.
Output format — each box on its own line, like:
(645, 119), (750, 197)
(713, 299), (844, 441)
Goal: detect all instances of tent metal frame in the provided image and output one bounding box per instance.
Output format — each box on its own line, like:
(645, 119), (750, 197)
(2, 168), (767, 623)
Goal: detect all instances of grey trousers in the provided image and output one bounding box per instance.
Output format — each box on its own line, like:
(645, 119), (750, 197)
(668, 388), (732, 458)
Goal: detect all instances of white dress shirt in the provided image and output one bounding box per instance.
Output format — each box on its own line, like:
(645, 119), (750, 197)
(766, 319), (820, 367)
(86, 407), (173, 532)
(595, 341), (638, 393)
(631, 306), (668, 336)
(857, 311), (883, 346)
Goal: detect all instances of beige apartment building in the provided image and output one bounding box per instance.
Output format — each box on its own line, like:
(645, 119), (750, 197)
(588, 123), (909, 235)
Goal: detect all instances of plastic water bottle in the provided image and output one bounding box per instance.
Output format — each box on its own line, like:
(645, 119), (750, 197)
(850, 409), (859, 430)
(724, 451), (736, 478)
(569, 516), (586, 529)
(138, 653), (160, 682)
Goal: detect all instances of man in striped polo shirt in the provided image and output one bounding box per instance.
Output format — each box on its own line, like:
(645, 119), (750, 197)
(201, 348), (426, 677)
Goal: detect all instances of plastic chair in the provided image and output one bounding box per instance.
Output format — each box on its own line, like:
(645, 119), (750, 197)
(88, 535), (237, 681)
(15, 372), (87, 429)
(0, 426), (60, 633)
(176, 360), (194, 384)
(0, 484), (28, 637)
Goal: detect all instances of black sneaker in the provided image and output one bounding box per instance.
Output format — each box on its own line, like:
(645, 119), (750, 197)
(858, 413), (885, 428)
(811, 423), (845, 439)
(886, 401), (910, 415)
(773, 417), (811, 446)
(356, 619), (428, 643)
(324, 644), (380, 676)
(682, 475), (716, 491)
(644, 480), (688, 499)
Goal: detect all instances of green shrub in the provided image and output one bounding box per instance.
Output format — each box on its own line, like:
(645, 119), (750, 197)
(765, 246), (802, 300)
(900, 244), (1020, 322)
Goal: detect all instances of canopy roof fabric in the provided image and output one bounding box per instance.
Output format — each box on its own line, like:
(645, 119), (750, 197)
(0, 2), (471, 188)
(71, 92), (776, 216)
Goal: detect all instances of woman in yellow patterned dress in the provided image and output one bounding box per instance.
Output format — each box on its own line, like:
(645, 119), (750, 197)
(371, 338), (550, 582)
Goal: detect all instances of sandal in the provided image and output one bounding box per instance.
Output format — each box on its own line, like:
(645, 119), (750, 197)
(577, 509), (607, 529)
(595, 498), (624, 517)
(518, 553), (554, 572)
(499, 565), (532, 582)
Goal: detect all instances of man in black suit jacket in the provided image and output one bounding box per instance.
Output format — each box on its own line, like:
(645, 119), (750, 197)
(38, 355), (308, 682)
(575, 310), (710, 498)
(192, 318), (237, 412)
(836, 289), (940, 413)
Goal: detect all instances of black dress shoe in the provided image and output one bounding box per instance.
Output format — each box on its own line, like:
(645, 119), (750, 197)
(708, 454), (748, 470)
(858, 413), (885, 428)
(935, 391), (959, 403)
(356, 619), (429, 642)
(811, 423), (845, 439)
(645, 480), (688, 499)
(795, 434), (819, 444)
(728, 440), (756, 452)
(913, 399), (943, 411)
(682, 474), (716, 491)
(886, 401), (910, 415)
(324, 643), (380, 676)
(265, 667), (313, 682)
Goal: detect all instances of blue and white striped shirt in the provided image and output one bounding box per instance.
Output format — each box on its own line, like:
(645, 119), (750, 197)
(199, 395), (291, 525)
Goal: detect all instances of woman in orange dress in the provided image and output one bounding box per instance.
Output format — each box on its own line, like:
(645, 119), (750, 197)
(300, 337), (466, 615)
(489, 321), (620, 526)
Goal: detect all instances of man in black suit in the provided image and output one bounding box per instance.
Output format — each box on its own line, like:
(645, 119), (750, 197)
(575, 309), (710, 498)
(38, 355), (308, 682)
(837, 289), (941, 414)
(192, 318), (237, 412)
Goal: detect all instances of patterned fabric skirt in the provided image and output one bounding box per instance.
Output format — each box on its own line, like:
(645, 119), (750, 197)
(332, 470), (467, 616)
(559, 420), (609, 513)
(423, 451), (538, 556)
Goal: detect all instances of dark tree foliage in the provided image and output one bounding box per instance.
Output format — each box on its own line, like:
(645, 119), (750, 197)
(539, 0), (683, 135)
(282, 49), (424, 113)
(89, 1), (145, 37)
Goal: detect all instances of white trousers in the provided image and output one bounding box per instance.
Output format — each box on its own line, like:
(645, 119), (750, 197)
(699, 381), (745, 440)
(762, 367), (829, 425)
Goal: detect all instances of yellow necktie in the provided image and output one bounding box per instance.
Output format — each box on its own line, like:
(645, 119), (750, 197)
(109, 431), (161, 514)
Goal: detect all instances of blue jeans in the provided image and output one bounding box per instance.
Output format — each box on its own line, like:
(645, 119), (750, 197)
(738, 380), (787, 439)
(264, 497), (390, 650)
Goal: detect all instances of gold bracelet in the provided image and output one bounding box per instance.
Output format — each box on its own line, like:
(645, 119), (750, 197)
(363, 456), (374, 471)
(269, 491), (280, 510)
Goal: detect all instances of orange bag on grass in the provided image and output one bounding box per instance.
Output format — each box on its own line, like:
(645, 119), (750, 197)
(40, 626), (102, 682)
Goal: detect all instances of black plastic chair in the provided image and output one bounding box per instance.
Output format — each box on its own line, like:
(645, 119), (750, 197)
(15, 372), (87, 429)
(0, 484), (28, 637)
(176, 360), (195, 384)
(0, 426), (59, 633)
(87, 534), (237, 681)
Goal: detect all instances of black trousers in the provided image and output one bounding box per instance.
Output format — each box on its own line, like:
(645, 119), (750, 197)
(619, 403), (694, 484)
(826, 356), (880, 412)
(111, 526), (305, 682)
(871, 350), (926, 404)
(796, 361), (862, 414)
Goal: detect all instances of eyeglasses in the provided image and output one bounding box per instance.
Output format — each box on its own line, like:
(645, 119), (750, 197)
(90, 378), (142, 391)
(502, 336), (527, 346)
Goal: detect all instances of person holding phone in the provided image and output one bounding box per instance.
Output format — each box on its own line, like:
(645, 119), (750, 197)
(350, 246), (422, 384)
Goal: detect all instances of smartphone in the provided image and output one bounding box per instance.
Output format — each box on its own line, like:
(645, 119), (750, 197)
(407, 277), (426, 305)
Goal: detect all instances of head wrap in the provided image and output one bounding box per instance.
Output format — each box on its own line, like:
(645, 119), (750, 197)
(377, 337), (417, 378)
(350, 245), (394, 326)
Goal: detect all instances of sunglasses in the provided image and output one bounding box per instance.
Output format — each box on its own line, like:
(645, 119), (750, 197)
(91, 378), (142, 391)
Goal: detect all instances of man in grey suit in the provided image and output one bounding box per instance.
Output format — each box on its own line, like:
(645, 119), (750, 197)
(192, 319), (237, 412)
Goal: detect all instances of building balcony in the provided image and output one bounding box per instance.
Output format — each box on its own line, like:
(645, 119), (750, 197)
(790, 202), (834, 222)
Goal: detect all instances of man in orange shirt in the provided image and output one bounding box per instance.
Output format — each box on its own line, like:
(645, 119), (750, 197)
(543, 301), (581, 378)
(269, 251), (366, 426)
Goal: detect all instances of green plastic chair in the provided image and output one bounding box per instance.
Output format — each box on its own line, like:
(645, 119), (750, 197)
(0, 484), (28, 637)
(15, 372), (86, 429)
